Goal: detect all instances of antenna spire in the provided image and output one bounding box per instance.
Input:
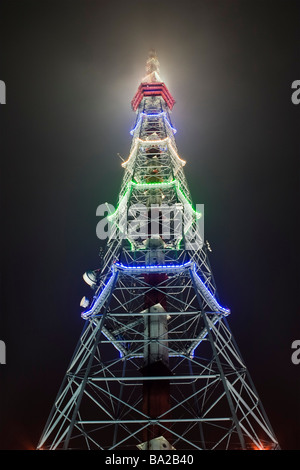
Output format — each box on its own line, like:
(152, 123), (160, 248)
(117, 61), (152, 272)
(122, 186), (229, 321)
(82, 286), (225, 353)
(142, 49), (161, 83)
(146, 49), (160, 75)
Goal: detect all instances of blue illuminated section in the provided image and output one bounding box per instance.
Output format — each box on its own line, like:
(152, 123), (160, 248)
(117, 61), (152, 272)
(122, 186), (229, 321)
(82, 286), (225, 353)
(191, 265), (231, 316)
(115, 262), (230, 315)
(81, 269), (118, 319)
(130, 111), (177, 135)
(114, 261), (191, 274)
(81, 262), (230, 320)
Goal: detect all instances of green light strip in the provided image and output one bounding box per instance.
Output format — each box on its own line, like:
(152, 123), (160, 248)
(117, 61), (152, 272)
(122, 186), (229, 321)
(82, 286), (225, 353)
(130, 179), (176, 190)
(176, 183), (202, 218)
(107, 179), (202, 222)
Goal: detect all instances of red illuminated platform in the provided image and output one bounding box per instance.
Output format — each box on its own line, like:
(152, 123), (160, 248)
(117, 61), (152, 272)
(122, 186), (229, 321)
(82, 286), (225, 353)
(131, 82), (175, 111)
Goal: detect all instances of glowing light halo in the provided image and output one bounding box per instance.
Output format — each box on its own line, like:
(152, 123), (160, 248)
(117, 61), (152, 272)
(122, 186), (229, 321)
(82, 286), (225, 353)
(168, 140), (186, 166)
(121, 139), (139, 168)
(138, 136), (169, 145)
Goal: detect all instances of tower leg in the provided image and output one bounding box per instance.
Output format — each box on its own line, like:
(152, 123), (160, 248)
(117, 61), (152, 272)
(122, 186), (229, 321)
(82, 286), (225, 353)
(190, 267), (246, 450)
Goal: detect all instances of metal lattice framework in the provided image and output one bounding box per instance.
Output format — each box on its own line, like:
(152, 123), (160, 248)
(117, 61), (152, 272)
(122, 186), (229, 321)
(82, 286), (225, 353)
(37, 52), (279, 451)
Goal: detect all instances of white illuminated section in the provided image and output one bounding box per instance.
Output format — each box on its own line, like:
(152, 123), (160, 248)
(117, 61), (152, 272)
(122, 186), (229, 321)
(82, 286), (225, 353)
(122, 136), (186, 168)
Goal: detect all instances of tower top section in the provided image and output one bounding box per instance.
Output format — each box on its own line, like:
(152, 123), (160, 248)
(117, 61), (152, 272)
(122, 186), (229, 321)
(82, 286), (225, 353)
(142, 49), (161, 83)
(131, 50), (175, 112)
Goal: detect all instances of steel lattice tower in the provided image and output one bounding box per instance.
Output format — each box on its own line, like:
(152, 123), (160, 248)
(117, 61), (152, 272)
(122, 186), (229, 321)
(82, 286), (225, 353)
(37, 51), (280, 451)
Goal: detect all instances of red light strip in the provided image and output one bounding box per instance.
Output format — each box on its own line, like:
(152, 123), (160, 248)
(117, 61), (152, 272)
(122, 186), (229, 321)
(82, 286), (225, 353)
(131, 82), (175, 111)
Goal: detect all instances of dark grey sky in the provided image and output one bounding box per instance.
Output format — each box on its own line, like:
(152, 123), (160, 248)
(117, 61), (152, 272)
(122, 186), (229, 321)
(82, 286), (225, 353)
(0, 0), (299, 451)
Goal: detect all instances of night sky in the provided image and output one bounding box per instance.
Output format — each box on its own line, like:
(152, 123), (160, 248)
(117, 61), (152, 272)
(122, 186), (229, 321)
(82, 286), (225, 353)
(0, 0), (299, 451)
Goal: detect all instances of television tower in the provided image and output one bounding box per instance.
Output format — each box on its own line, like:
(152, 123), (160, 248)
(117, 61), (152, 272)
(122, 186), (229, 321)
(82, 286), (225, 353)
(37, 51), (279, 450)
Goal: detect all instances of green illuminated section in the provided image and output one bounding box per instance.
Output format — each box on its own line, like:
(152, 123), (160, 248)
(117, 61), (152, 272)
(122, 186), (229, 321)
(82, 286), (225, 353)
(130, 179), (176, 189)
(107, 179), (202, 221)
(175, 182), (202, 218)
(106, 179), (202, 249)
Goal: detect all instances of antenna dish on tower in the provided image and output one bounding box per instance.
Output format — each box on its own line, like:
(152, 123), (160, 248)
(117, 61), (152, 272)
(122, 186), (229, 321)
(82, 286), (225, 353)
(83, 270), (98, 287)
(80, 296), (90, 308)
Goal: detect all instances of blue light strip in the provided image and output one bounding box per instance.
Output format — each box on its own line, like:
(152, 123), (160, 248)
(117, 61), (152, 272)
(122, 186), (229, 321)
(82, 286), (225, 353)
(191, 265), (230, 316)
(81, 262), (230, 319)
(81, 268), (118, 319)
(130, 111), (177, 135)
(115, 262), (230, 316)
(114, 261), (192, 274)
